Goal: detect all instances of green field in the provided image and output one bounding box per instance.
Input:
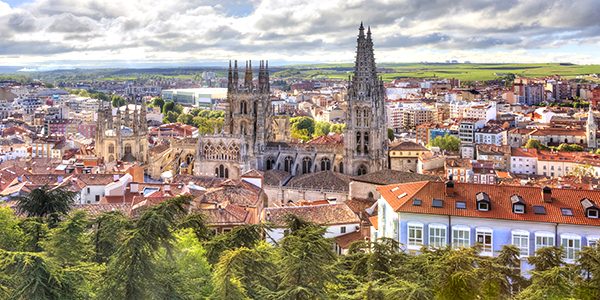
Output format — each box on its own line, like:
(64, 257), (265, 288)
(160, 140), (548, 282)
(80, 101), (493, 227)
(4, 63), (599, 84)
(272, 63), (600, 82)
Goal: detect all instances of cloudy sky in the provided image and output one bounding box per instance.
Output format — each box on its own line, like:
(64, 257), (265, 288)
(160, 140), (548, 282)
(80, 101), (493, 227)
(1, 0), (600, 69)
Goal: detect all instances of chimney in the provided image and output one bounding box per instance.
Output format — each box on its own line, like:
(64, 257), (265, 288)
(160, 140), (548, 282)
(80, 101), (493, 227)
(446, 175), (455, 196)
(130, 183), (139, 193)
(542, 186), (552, 203)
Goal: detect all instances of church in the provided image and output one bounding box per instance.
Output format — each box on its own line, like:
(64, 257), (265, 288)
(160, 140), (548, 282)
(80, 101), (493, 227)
(95, 98), (149, 164)
(193, 23), (388, 179)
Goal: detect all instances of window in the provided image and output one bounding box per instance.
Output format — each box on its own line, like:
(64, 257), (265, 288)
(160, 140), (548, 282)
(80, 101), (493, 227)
(533, 206), (547, 215)
(432, 199), (443, 208)
(412, 199), (422, 206)
(561, 234), (581, 261)
(535, 232), (555, 251)
(340, 226), (346, 234)
(452, 226), (470, 249)
(588, 236), (599, 247)
(407, 222), (424, 249)
(476, 228), (493, 256)
(455, 201), (466, 209)
(512, 230), (530, 257)
(477, 202), (489, 211)
(513, 204), (525, 214)
(561, 208), (573, 216)
(429, 224), (447, 248)
(588, 209), (599, 219)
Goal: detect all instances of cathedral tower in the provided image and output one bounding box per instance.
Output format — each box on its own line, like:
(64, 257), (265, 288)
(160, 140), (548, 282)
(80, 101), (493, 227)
(343, 23), (388, 175)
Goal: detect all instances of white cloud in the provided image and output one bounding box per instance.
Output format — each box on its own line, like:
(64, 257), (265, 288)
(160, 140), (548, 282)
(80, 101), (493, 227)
(1, 0), (600, 66)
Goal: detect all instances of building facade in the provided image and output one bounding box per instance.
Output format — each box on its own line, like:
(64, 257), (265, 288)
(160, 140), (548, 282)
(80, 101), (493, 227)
(193, 24), (388, 179)
(95, 100), (149, 164)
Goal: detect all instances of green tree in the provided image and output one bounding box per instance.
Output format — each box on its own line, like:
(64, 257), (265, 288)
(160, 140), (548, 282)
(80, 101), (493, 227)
(211, 242), (276, 300)
(177, 113), (194, 125)
(330, 123), (346, 134)
(164, 111), (179, 123)
(99, 195), (191, 299)
(313, 121), (331, 137)
(290, 117), (315, 141)
(15, 186), (76, 226)
(273, 216), (336, 300)
(528, 247), (565, 272)
(205, 224), (265, 265)
(388, 128), (395, 142)
(427, 134), (460, 152)
(524, 139), (544, 150)
(42, 210), (92, 265)
(516, 266), (575, 300)
(0, 207), (25, 251)
(152, 97), (165, 111)
(155, 229), (214, 299)
(574, 245), (600, 299)
(557, 143), (584, 152)
(111, 95), (126, 107)
(434, 247), (480, 300)
(92, 211), (131, 264)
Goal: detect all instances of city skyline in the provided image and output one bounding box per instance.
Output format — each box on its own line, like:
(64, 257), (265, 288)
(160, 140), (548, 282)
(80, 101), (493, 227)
(1, 0), (600, 69)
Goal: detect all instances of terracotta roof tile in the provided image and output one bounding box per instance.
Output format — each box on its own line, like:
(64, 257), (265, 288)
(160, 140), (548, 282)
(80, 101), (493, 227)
(287, 170), (350, 192)
(378, 181), (600, 226)
(390, 141), (428, 151)
(263, 203), (360, 227)
(352, 169), (441, 185)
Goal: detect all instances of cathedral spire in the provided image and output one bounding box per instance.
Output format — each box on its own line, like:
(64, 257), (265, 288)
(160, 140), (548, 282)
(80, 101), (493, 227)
(352, 23), (378, 90)
(244, 60), (253, 89)
(233, 60), (239, 89)
(227, 60), (233, 92)
(265, 60), (270, 92)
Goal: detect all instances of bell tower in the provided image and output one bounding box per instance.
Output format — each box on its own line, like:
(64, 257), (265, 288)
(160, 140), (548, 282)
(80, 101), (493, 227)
(343, 23), (388, 176)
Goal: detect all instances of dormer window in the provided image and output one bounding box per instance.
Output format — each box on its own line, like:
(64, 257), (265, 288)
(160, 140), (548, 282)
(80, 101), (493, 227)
(476, 192), (491, 211)
(581, 198), (600, 219)
(514, 204), (525, 214)
(511, 194), (526, 214)
(478, 201), (489, 211)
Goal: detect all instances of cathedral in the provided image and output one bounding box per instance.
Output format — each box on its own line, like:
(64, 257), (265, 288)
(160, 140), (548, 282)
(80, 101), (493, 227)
(95, 98), (149, 164)
(194, 23), (388, 179)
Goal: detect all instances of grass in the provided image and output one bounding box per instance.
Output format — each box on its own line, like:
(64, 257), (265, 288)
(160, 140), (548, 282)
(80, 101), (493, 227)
(271, 63), (600, 82)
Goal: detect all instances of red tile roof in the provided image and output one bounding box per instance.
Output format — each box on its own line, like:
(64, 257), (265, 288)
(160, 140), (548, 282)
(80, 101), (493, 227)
(378, 181), (600, 226)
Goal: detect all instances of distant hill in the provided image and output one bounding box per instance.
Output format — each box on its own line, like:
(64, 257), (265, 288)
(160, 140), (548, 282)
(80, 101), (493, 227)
(3, 63), (599, 83)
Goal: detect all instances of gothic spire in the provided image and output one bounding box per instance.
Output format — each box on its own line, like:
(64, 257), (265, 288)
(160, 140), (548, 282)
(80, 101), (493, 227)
(244, 60), (253, 89)
(353, 23), (378, 89)
(227, 60), (233, 91)
(233, 60), (239, 89)
(265, 60), (270, 92)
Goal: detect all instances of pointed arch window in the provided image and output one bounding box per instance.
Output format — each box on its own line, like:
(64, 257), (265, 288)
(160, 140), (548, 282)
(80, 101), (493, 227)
(357, 164), (368, 176)
(216, 164), (229, 178)
(266, 157), (276, 170)
(302, 157), (312, 174)
(356, 132), (362, 154)
(284, 156), (294, 173)
(240, 100), (248, 114)
(363, 132), (369, 154)
(320, 158), (331, 171)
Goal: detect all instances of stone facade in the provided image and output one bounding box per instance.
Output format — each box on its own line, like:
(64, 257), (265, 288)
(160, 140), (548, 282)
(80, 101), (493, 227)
(194, 24), (388, 179)
(95, 99), (148, 164)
